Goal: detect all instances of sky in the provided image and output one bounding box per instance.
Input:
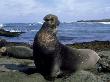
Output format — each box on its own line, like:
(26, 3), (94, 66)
(0, 0), (110, 23)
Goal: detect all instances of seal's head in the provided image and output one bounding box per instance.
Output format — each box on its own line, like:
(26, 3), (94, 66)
(43, 14), (60, 28)
(0, 47), (6, 53)
(0, 47), (6, 56)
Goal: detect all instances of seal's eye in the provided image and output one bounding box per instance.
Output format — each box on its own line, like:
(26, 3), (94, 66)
(45, 19), (49, 21)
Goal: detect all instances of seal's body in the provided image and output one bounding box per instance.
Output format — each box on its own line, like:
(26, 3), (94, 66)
(33, 14), (100, 80)
(0, 46), (33, 59)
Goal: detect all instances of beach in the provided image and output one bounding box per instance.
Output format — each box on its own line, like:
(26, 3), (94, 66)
(0, 39), (110, 82)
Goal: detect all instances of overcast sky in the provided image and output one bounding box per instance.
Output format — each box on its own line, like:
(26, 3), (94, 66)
(0, 0), (110, 23)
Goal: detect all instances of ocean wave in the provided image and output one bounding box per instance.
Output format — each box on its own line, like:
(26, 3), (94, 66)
(38, 22), (43, 24)
(10, 29), (21, 32)
(30, 30), (38, 32)
(98, 22), (110, 24)
(0, 24), (3, 27)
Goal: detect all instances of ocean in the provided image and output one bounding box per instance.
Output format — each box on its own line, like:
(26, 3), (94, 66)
(0, 22), (110, 44)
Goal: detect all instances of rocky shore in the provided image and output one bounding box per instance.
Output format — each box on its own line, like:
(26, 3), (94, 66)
(0, 39), (110, 82)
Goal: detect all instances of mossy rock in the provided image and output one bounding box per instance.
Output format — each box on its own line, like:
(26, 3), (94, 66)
(55, 71), (103, 82)
(0, 72), (45, 82)
(98, 51), (110, 60)
(97, 51), (110, 72)
(68, 41), (110, 51)
(0, 71), (103, 82)
(98, 51), (110, 66)
(0, 57), (34, 72)
(99, 73), (110, 82)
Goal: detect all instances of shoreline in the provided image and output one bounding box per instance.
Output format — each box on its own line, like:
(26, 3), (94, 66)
(67, 40), (110, 51)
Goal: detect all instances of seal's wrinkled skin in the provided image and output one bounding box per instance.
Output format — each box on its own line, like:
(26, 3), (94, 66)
(33, 14), (100, 80)
(0, 46), (33, 59)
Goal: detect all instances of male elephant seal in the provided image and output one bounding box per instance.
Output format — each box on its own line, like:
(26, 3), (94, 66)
(33, 14), (100, 80)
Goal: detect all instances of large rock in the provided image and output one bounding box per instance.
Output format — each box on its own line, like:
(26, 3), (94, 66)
(0, 29), (25, 37)
(97, 51), (110, 72)
(55, 70), (103, 82)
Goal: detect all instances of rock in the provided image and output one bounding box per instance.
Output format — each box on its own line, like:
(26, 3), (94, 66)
(0, 28), (25, 37)
(0, 70), (104, 82)
(98, 51), (110, 60)
(97, 51), (110, 72)
(0, 65), (11, 72)
(99, 73), (110, 82)
(68, 41), (110, 51)
(0, 39), (7, 48)
(0, 57), (34, 72)
(0, 72), (46, 82)
(54, 71), (103, 82)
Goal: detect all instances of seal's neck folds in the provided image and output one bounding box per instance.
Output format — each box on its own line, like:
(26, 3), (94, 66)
(37, 24), (58, 50)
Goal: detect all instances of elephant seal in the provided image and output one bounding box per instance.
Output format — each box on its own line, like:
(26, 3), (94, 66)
(33, 14), (100, 80)
(0, 46), (33, 59)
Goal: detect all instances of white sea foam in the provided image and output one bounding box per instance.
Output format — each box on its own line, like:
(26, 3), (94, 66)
(98, 22), (110, 24)
(31, 30), (38, 32)
(0, 24), (3, 28)
(38, 22), (43, 24)
(29, 23), (37, 26)
(10, 29), (21, 32)
(29, 24), (32, 26)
